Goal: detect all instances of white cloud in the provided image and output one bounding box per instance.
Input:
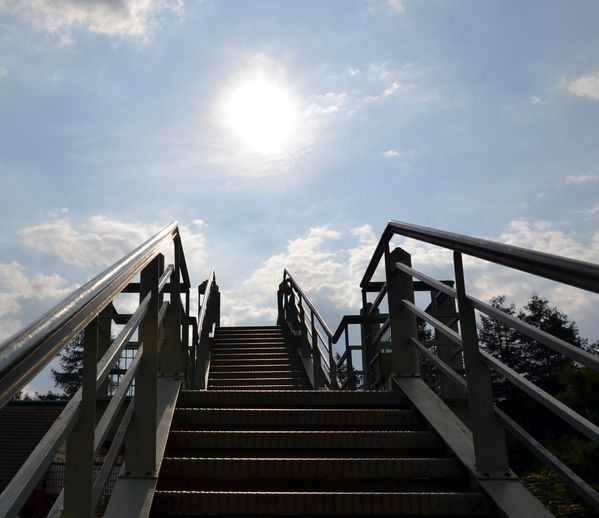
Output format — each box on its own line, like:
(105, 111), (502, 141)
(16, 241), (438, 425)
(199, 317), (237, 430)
(387, 0), (406, 12)
(307, 91), (349, 116)
(220, 225), (379, 327)
(530, 96), (541, 104)
(383, 82), (402, 96)
(18, 215), (207, 278)
(383, 149), (401, 158)
(568, 71), (599, 101)
(19, 216), (162, 268)
(0, 67), (7, 77)
(576, 204), (599, 218)
(0, 262), (75, 341)
(0, 0), (184, 43)
(348, 67), (360, 77)
(565, 172), (599, 184)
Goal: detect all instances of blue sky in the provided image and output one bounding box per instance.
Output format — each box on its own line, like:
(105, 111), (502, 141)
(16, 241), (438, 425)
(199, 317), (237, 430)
(1, 1), (598, 392)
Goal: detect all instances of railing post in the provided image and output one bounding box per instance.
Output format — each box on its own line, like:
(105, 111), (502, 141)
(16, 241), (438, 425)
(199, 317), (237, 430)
(360, 295), (373, 389)
(453, 251), (509, 476)
(345, 328), (356, 390)
(161, 244), (183, 375)
(63, 317), (98, 518)
(311, 311), (325, 388)
(286, 290), (300, 333)
(125, 255), (160, 477)
(328, 335), (339, 389)
(430, 289), (465, 401)
(277, 282), (285, 326)
(385, 247), (420, 380)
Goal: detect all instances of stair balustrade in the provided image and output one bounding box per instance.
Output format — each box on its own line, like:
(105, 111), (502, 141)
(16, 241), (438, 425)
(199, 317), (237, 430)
(0, 222), (210, 517)
(283, 219), (599, 513)
(1, 218), (598, 516)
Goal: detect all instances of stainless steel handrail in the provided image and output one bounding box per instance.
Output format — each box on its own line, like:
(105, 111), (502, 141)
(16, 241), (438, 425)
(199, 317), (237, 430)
(0, 221), (180, 408)
(360, 219), (599, 293)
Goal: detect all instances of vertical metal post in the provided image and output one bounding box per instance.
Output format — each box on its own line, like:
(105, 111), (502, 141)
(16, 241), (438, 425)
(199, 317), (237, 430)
(345, 328), (356, 390)
(454, 252), (509, 476)
(360, 298), (372, 389)
(328, 335), (339, 389)
(214, 283), (221, 328)
(431, 290), (465, 400)
(385, 247), (420, 378)
(277, 283), (285, 326)
(298, 297), (305, 334)
(161, 244), (182, 374)
(311, 311), (324, 388)
(63, 318), (98, 518)
(287, 291), (299, 332)
(126, 255), (160, 477)
(97, 305), (115, 398)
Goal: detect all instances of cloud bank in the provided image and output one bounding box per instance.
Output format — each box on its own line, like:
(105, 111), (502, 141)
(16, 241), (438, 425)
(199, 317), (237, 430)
(0, 0), (183, 42)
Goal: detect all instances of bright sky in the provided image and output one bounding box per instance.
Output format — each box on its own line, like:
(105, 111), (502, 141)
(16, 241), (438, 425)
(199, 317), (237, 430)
(1, 1), (599, 392)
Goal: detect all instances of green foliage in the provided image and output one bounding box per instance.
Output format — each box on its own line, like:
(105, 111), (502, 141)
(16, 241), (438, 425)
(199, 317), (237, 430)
(478, 294), (599, 514)
(51, 332), (84, 399)
(523, 470), (586, 517)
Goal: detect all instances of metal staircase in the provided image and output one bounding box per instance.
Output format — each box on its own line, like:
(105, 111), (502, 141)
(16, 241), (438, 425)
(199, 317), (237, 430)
(152, 325), (495, 517)
(207, 326), (311, 390)
(0, 219), (598, 517)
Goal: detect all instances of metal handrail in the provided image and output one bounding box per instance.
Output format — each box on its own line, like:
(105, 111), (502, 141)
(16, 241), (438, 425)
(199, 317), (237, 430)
(360, 219), (599, 293)
(356, 222), (599, 513)
(0, 221), (180, 408)
(0, 221), (205, 517)
(283, 269), (334, 338)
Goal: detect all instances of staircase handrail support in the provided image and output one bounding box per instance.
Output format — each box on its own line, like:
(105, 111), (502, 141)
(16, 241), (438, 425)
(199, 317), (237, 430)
(193, 270), (219, 388)
(0, 222), (197, 517)
(358, 220), (599, 511)
(280, 270), (342, 389)
(0, 221), (190, 407)
(361, 219), (599, 294)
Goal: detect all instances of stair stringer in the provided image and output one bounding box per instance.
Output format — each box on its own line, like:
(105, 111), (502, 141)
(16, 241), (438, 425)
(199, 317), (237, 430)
(393, 376), (555, 518)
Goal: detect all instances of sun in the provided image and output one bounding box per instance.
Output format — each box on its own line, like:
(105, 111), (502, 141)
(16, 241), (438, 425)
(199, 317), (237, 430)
(224, 79), (298, 154)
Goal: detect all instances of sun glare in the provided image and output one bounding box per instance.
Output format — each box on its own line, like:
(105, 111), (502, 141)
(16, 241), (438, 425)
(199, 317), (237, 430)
(224, 79), (298, 154)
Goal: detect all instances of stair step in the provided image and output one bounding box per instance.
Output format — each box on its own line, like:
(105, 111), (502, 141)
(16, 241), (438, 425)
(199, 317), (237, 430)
(210, 356), (303, 368)
(209, 364), (303, 372)
(209, 370), (308, 379)
(212, 342), (293, 347)
(216, 326), (284, 332)
(205, 384), (312, 391)
(178, 390), (407, 408)
(208, 377), (308, 385)
(210, 351), (296, 358)
(160, 457), (463, 479)
(173, 408), (420, 427)
(151, 490), (492, 515)
(167, 430), (442, 450)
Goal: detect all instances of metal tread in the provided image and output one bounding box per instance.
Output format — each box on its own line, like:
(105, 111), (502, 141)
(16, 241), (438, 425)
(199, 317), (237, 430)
(167, 430), (442, 449)
(208, 377), (309, 385)
(206, 385), (312, 390)
(159, 457), (464, 479)
(151, 490), (492, 515)
(178, 390), (408, 407)
(209, 370), (308, 378)
(173, 408), (420, 426)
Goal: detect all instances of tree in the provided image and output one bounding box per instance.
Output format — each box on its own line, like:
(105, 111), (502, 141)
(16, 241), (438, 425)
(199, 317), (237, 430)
(478, 295), (585, 397)
(51, 332), (84, 399)
(516, 295), (585, 394)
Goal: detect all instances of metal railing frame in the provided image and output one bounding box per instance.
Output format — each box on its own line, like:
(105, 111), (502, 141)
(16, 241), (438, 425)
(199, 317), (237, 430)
(0, 222), (216, 517)
(358, 220), (599, 510)
(279, 219), (599, 511)
(278, 270), (339, 389)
